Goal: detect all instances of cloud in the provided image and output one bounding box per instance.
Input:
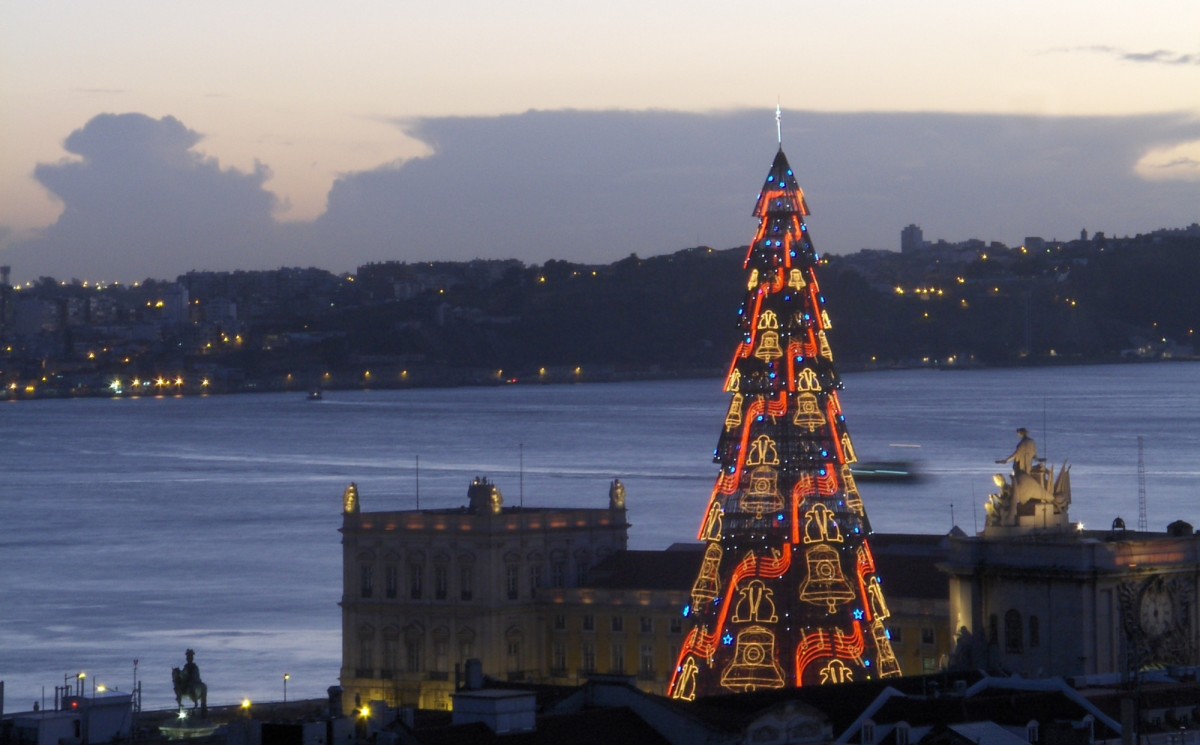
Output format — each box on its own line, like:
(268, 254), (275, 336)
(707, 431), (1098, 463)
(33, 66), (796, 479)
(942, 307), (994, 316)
(4, 109), (1200, 282)
(309, 109), (1200, 264)
(4, 113), (282, 281)
(1057, 45), (1200, 66)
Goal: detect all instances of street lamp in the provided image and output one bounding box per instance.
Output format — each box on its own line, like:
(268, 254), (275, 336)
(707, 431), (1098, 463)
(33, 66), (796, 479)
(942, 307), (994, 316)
(283, 673), (290, 702)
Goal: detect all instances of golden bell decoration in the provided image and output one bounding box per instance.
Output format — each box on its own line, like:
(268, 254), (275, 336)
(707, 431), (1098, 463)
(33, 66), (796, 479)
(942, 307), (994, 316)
(818, 331), (833, 361)
(725, 369), (741, 393)
(690, 542), (723, 608)
(792, 392), (826, 432)
(755, 330), (783, 362)
(720, 625), (785, 692)
(672, 657), (700, 701)
(725, 393), (744, 432)
(788, 268), (807, 291)
(799, 543), (857, 613)
(742, 466), (784, 518)
(870, 619), (903, 678)
(701, 501), (724, 541)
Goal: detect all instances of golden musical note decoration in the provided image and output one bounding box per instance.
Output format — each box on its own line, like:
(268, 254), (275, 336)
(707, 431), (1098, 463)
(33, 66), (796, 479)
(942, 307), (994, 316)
(799, 544), (856, 613)
(818, 658), (854, 685)
(725, 393), (744, 432)
(803, 503), (844, 544)
(746, 435), (780, 466)
(732, 580), (779, 624)
(720, 625), (785, 692)
(690, 542), (723, 608)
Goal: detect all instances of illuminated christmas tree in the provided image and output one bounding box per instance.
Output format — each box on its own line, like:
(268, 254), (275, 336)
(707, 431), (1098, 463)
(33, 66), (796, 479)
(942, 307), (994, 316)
(668, 132), (901, 700)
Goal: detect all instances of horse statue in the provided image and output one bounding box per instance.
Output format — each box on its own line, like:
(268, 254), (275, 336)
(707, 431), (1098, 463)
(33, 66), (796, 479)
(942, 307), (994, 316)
(172, 666), (208, 718)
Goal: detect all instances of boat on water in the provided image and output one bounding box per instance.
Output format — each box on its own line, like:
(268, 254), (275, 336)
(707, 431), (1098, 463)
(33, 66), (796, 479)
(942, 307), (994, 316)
(850, 461), (919, 482)
(307, 389), (323, 401)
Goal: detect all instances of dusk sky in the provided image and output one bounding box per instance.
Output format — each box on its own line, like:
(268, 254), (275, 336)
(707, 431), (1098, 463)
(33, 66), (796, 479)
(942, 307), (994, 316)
(2, 1), (1198, 283)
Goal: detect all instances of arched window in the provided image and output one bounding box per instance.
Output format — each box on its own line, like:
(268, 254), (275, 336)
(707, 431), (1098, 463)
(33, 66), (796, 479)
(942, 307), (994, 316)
(1005, 609), (1023, 653)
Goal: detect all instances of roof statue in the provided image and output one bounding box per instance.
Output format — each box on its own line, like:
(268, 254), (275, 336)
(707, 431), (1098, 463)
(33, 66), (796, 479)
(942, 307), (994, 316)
(467, 476), (503, 515)
(609, 478), (627, 510)
(343, 482), (359, 514)
(985, 428), (1071, 533)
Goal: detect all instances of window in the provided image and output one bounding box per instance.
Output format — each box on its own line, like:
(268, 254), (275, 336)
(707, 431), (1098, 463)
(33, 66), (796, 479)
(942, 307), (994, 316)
(920, 627), (934, 645)
(670, 617), (682, 634)
(434, 566), (448, 600)
(458, 639), (473, 661)
(382, 637), (398, 678)
(358, 636), (373, 676)
(553, 643), (566, 674)
(385, 565), (398, 599)
(640, 644), (655, 676)
(409, 563), (423, 600)
(582, 643), (596, 674)
(640, 616), (653, 634)
(551, 559), (566, 588)
(1005, 609), (1023, 653)
(529, 565), (543, 595)
(553, 614), (566, 631)
(405, 639), (422, 673)
(506, 564), (519, 600)
(1028, 615), (1040, 648)
(612, 615), (624, 632)
(360, 565), (373, 599)
(610, 642), (625, 673)
(460, 566), (473, 601)
(576, 562), (588, 586)
(582, 614), (595, 632)
(434, 640), (448, 672)
(506, 641), (521, 671)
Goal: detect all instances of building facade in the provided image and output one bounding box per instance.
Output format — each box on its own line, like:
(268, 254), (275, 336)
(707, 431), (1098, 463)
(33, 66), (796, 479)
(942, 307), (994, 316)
(338, 477), (630, 711)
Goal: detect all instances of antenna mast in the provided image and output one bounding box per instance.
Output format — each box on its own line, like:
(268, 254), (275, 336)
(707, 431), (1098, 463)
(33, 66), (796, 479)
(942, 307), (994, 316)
(1137, 435), (1147, 532)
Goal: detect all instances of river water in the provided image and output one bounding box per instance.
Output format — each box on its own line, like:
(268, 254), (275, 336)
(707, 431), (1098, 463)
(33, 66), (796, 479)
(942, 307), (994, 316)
(2, 363), (1198, 710)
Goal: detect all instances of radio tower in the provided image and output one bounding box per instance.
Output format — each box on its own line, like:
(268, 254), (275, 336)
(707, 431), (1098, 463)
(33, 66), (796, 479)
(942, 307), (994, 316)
(1137, 435), (1147, 532)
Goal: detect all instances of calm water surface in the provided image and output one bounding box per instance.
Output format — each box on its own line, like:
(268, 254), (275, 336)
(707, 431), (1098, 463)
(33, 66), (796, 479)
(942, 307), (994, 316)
(2, 363), (1198, 709)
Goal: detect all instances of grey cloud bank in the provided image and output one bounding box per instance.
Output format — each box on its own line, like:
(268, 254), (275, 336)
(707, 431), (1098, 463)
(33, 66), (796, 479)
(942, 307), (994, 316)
(3, 109), (1198, 283)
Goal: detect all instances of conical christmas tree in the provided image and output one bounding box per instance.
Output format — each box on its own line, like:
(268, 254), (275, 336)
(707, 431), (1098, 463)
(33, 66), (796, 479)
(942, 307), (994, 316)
(668, 142), (901, 700)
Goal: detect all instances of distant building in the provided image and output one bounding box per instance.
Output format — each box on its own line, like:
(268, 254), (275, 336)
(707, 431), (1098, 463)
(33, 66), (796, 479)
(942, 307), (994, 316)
(901, 224), (925, 254)
(941, 445), (1200, 678)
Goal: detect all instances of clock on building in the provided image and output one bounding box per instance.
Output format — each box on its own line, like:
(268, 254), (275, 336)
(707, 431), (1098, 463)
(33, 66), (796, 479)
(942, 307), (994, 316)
(1138, 579), (1175, 637)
